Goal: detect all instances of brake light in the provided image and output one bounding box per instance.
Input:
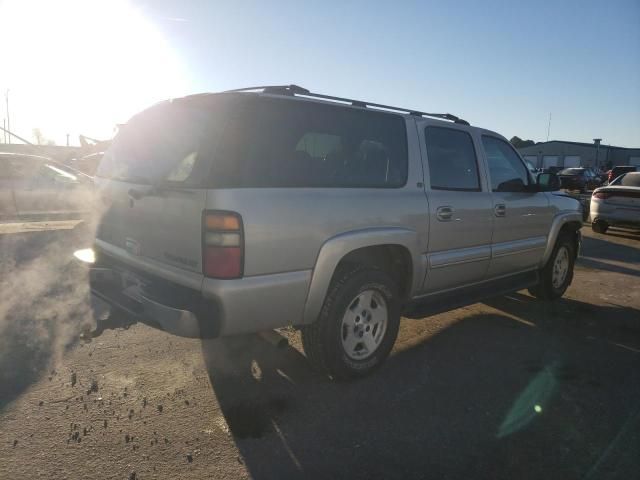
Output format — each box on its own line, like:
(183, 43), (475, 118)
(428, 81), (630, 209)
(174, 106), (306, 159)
(202, 211), (243, 279)
(593, 191), (611, 199)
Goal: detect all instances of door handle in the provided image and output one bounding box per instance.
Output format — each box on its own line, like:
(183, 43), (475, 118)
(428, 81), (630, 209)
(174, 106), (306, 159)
(494, 204), (506, 217)
(436, 206), (453, 221)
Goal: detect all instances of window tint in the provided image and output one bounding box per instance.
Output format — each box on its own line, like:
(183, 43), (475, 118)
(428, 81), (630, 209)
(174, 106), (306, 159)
(295, 133), (342, 158)
(482, 136), (530, 192)
(424, 127), (480, 191)
(211, 98), (408, 188)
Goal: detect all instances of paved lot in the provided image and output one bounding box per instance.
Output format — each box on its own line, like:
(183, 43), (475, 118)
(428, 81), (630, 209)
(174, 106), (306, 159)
(0, 226), (639, 480)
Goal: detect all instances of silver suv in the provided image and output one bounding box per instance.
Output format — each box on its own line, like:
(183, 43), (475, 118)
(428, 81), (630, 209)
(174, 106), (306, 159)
(85, 85), (582, 379)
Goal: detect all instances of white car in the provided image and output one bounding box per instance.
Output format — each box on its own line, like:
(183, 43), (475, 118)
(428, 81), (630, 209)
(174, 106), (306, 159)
(591, 172), (640, 233)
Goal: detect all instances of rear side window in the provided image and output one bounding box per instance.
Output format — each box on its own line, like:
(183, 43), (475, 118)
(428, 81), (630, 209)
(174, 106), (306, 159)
(424, 127), (480, 191)
(482, 136), (530, 192)
(211, 98), (408, 188)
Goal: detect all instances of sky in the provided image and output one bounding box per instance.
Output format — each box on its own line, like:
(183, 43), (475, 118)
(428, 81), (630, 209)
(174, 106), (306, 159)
(0, 0), (638, 147)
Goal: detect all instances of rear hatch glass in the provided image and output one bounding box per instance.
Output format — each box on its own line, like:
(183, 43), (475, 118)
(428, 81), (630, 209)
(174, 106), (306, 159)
(97, 101), (219, 185)
(95, 99), (227, 274)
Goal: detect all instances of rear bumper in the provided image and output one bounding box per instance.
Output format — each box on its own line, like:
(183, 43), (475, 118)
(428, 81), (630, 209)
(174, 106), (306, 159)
(89, 265), (213, 338)
(83, 247), (311, 338)
(590, 200), (640, 227)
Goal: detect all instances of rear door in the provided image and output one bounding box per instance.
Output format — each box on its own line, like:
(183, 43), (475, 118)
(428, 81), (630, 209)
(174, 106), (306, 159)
(480, 135), (554, 278)
(95, 100), (226, 274)
(419, 123), (493, 293)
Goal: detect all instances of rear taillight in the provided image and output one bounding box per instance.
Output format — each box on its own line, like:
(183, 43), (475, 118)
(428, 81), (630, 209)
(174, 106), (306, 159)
(593, 191), (611, 199)
(202, 211), (243, 279)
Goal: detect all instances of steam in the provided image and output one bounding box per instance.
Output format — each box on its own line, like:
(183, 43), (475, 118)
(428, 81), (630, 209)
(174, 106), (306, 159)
(0, 187), (105, 402)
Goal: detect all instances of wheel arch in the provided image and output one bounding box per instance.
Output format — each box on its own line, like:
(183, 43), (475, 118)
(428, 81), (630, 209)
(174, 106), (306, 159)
(301, 228), (422, 325)
(540, 212), (582, 267)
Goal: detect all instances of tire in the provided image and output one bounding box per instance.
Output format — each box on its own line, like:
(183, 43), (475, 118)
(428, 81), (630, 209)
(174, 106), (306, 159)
(592, 220), (608, 234)
(301, 266), (401, 380)
(528, 233), (576, 300)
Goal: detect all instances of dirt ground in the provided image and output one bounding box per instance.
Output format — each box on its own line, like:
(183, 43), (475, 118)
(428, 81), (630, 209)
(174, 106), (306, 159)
(1, 226), (639, 480)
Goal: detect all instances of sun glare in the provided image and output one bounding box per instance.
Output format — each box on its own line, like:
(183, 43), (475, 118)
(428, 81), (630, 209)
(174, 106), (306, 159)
(0, 0), (187, 143)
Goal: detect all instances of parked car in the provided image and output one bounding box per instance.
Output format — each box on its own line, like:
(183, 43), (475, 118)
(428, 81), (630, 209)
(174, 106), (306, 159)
(0, 152), (93, 220)
(557, 167), (602, 193)
(607, 165), (640, 184)
(68, 152), (104, 176)
(543, 166), (562, 173)
(80, 85), (582, 379)
(591, 172), (640, 233)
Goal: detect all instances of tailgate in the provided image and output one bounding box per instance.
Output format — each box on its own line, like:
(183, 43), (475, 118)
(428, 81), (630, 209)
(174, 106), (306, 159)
(96, 179), (206, 273)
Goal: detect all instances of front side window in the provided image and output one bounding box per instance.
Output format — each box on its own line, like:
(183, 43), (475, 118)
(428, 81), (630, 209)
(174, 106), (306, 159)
(482, 136), (530, 192)
(212, 98), (408, 188)
(424, 127), (480, 191)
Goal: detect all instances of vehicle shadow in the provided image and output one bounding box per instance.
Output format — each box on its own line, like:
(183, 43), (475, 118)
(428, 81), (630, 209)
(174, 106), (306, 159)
(601, 229), (640, 242)
(577, 257), (640, 277)
(200, 296), (640, 480)
(580, 235), (640, 264)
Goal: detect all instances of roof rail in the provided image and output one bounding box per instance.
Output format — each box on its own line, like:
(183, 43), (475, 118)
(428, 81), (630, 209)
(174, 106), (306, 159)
(223, 84), (470, 125)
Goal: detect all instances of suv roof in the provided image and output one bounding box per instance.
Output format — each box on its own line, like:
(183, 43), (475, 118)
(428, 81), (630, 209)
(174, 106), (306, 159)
(175, 84), (471, 126)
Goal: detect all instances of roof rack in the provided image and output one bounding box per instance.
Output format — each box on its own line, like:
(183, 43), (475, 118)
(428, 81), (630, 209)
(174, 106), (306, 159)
(223, 85), (470, 125)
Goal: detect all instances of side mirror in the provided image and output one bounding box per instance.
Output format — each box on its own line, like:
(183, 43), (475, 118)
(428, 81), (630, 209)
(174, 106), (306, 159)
(497, 178), (526, 192)
(537, 172), (560, 191)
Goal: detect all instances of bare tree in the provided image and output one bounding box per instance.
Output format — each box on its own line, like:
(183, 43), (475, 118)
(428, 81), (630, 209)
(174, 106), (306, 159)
(32, 128), (56, 145)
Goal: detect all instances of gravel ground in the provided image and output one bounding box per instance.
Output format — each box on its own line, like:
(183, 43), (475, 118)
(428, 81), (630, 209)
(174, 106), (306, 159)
(0, 226), (639, 480)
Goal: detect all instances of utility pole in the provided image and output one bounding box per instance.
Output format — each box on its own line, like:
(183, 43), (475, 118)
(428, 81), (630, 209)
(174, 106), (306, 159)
(66, 133), (70, 146)
(4, 90), (10, 144)
(2, 119), (5, 143)
(593, 138), (602, 169)
(546, 112), (552, 142)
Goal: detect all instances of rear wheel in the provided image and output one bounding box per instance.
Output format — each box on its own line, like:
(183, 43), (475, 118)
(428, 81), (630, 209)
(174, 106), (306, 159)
(592, 220), (608, 234)
(301, 266), (400, 380)
(528, 232), (576, 300)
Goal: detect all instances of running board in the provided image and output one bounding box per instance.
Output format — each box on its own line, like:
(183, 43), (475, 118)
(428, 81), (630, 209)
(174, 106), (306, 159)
(403, 270), (539, 319)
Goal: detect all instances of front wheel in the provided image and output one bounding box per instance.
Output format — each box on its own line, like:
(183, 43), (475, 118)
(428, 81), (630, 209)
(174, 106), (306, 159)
(528, 233), (576, 300)
(301, 266), (400, 380)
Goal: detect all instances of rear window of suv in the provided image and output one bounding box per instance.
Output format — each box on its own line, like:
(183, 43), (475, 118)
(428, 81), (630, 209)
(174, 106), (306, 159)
(211, 97), (408, 188)
(97, 101), (223, 185)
